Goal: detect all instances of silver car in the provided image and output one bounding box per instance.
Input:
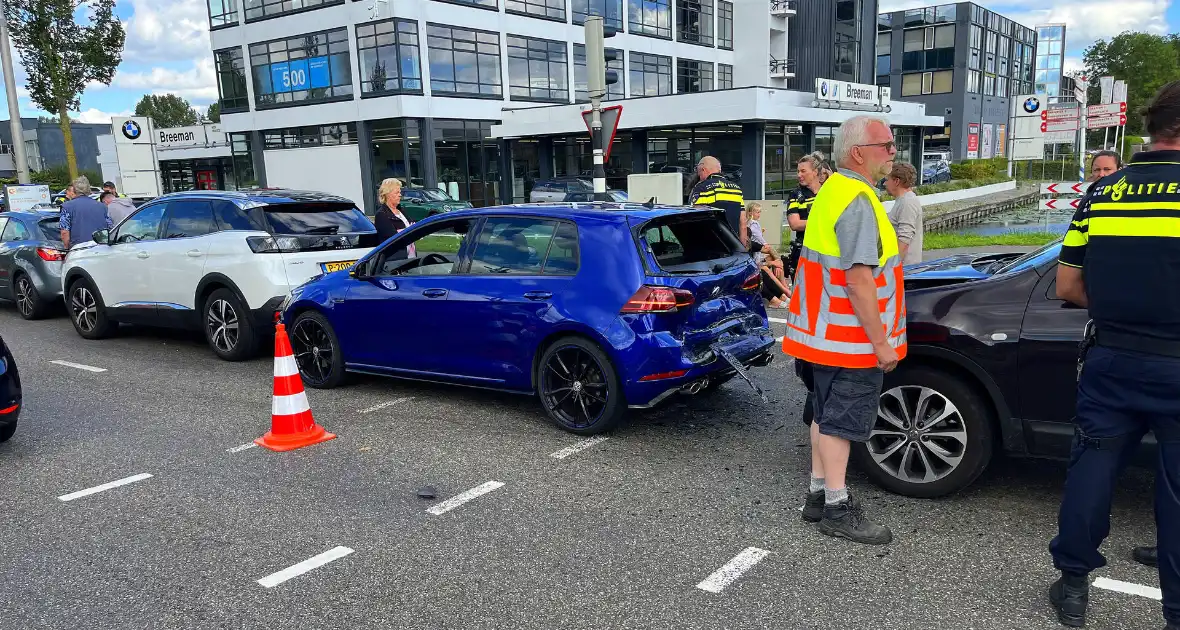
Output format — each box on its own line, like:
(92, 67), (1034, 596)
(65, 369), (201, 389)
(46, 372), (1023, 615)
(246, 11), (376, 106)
(0, 210), (66, 319)
(529, 178), (594, 202)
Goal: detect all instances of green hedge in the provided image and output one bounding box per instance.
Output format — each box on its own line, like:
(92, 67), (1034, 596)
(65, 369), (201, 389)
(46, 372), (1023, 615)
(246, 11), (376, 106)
(0, 165), (104, 192)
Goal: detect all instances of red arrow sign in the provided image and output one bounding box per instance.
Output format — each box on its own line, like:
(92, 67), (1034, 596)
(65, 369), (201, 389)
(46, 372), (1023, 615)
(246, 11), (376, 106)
(1087, 113), (1127, 129)
(1041, 108), (1079, 121)
(1087, 102), (1127, 116)
(1039, 198), (1083, 211)
(1041, 120), (1079, 133)
(1041, 182), (1087, 195)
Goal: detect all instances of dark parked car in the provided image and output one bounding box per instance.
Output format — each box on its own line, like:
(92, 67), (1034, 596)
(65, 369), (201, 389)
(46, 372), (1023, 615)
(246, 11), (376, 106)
(398, 187), (472, 222)
(922, 159), (952, 184)
(281, 203), (775, 435)
(0, 333), (21, 443)
(0, 210), (66, 319)
(805, 240), (1154, 498)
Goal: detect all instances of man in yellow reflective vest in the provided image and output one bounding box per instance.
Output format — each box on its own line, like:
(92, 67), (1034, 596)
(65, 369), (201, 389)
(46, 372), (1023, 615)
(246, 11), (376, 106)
(782, 115), (907, 545)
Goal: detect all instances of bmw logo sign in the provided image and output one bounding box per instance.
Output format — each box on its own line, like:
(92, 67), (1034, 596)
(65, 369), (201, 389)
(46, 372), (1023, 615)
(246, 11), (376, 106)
(820, 81), (829, 97)
(1022, 97), (1041, 114)
(122, 120), (142, 140)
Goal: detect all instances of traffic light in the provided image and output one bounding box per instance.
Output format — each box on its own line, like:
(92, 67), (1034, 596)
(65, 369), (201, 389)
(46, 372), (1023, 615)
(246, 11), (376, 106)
(585, 17), (617, 100)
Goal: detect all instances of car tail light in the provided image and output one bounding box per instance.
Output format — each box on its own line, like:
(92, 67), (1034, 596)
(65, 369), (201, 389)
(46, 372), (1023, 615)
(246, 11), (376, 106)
(639, 369), (689, 381)
(0, 403), (18, 414)
(36, 247), (65, 261)
(621, 286), (695, 313)
(741, 272), (761, 292)
(246, 235), (302, 253)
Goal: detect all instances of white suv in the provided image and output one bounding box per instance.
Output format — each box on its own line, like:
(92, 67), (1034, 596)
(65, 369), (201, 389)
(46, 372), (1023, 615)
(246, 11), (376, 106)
(61, 190), (376, 360)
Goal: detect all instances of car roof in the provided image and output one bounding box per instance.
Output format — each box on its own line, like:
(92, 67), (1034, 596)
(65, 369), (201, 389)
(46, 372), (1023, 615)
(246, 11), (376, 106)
(1, 209), (60, 220)
(150, 188), (355, 206)
(428, 202), (709, 222)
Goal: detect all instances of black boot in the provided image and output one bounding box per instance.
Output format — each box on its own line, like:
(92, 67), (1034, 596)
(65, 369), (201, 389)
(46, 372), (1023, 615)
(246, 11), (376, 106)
(817, 497), (892, 545)
(802, 490), (824, 523)
(1049, 573), (1089, 628)
(1133, 546), (1159, 568)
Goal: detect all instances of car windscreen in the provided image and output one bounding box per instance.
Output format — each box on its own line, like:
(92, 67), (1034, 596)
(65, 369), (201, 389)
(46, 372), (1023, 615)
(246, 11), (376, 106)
(419, 189), (451, 201)
(637, 213), (744, 273)
(38, 218), (61, 241)
(996, 238), (1063, 274)
(262, 202), (376, 235)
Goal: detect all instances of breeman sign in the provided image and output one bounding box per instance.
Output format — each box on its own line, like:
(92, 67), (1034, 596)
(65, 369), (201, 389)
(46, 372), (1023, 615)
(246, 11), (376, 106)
(814, 78), (884, 107)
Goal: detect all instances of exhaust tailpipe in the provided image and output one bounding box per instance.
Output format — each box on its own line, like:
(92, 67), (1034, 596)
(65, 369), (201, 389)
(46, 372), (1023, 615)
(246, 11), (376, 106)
(681, 377), (709, 395)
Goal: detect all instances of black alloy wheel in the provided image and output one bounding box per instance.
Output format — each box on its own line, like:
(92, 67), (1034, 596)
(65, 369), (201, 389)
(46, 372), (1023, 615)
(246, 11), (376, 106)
(68, 278), (114, 339)
(290, 311), (346, 389)
(538, 338), (625, 435)
(14, 274), (44, 320)
(204, 288), (258, 361)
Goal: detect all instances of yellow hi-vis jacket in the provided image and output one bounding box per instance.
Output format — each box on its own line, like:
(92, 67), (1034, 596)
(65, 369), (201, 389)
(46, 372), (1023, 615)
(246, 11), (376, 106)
(781, 172), (908, 368)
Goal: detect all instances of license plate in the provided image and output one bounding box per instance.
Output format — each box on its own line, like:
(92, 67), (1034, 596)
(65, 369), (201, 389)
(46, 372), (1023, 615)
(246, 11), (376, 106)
(321, 260), (356, 273)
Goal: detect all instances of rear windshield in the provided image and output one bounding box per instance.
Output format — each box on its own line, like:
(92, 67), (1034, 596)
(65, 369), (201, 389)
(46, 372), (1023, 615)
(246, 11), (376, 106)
(263, 203), (375, 235)
(638, 214), (743, 273)
(38, 218), (61, 241)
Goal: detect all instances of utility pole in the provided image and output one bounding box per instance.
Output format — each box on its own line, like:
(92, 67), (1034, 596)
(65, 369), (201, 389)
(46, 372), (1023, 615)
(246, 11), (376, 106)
(0, 0), (28, 183)
(584, 16), (617, 201)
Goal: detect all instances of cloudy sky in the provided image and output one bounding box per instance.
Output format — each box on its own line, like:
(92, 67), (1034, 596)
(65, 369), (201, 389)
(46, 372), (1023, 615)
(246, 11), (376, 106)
(0, 0), (1175, 124)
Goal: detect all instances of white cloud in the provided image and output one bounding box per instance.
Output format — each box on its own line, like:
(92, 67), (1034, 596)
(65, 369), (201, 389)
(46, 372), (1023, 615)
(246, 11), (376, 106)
(1063, 56), (1085, 75)
(75, 108), (133, 124)
(987, 0), (1170, 50)
(112, 57), (218, 104)
(121, 0), (212, 63)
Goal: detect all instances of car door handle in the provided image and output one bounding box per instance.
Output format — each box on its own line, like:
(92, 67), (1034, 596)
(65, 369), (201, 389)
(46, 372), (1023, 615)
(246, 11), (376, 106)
(136, 252), (150, 259)
(422, 288), (448, 298)
(524, 291), (552, 301)
(186, 249), (202, 258)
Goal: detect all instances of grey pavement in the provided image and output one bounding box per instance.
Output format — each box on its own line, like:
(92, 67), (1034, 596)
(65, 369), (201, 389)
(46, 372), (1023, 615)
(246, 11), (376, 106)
(0, 302), (1163, 629)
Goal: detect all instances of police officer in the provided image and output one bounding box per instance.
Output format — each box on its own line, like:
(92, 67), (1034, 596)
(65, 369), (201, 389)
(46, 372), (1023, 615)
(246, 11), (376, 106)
(688, 156), (744, 235)
(1049, 80), (1180, 630)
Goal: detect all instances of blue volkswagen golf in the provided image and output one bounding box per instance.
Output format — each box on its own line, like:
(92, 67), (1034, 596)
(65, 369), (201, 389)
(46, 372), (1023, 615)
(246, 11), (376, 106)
(279, 203), (776, 434)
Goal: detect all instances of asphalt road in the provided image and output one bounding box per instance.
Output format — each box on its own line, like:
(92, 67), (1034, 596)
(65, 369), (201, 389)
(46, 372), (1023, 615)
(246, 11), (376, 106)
(0, 303), (1164, 630)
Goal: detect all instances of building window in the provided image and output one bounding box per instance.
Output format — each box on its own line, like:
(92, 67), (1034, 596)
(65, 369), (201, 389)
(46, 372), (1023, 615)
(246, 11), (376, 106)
(209, 0), (238, 28)
(574, 44), (624, 102)
(248, 28), (352, 108)
(901, 70), (951, 96)
(215, 47), (249, 112)
(507, 0), (565, 21)
(677, 58), (713, 93)
(507, 36), (569, 102)
(243, 0), (342, 22)
(984, 73), (996, 96)
(427, 24), (502, 98)
(717, 1), (733, 49)
(262, 124), (358, 149)
(629, 51), (672, 96)
(934, 3), (955, 22)
(901, 24), (954, 72)
(996, 76), (1008, 97)
(435, 0), (497, 9)
(764, 123), (810, 199)
(717, 63), (732, 89)
(677, 0), (714, 46)
(629, 0), (672, 39)
(356, 19), (423, 96)
(230, 133), (257, 188)
(967, 69), (980, 93)
(573, 0), (623, 29)
(969, 48), (979, 70)
(433, 120), (501, 208)
(878, 12), (891, 31)
(877, 31), (891, 56)
(369, 119), (424, 188)
(877, 54), (890, 79)
(834, 0), (860, 81)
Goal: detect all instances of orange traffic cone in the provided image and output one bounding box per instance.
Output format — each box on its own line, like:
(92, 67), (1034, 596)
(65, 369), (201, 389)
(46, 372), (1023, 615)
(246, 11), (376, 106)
(255, 322), (336, 452)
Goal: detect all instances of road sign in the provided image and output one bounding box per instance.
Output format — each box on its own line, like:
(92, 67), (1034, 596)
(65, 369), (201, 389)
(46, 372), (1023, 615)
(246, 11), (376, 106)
(1041, 182), (1087, 195)
(1074, 76), (1088, 103)
(1087, 114), (1127, 129)
(1045, 130), (1076, 144)
(1011, 137), (1044, 161)
(1042, 120), (1079, 133)
(1087, 102), (1127, 117)
(1039, 198), (1083, 211)
(1041, 108), (1079, 121)
(581, 105), (623, 160)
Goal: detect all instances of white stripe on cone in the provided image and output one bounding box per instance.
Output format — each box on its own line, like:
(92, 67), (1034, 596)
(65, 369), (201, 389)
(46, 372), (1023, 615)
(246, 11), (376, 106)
(273, 392), (311, 416)
(274, 354), (299, 378)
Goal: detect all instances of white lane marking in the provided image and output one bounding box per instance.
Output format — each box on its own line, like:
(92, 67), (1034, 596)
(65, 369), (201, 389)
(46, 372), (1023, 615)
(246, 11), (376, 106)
(227, 442), (258, 453)
(696, 547), (772, 594)
(768, 317), (788, 324)
(359, 397), (414, 414)
(257, 546), (355, 588)
(1094, 577), (1163, 600)
(550, 436), (609, 460)
(57, 473), (153, 502)
(426, 481), (505, 515)
(49, 360), (106, 373)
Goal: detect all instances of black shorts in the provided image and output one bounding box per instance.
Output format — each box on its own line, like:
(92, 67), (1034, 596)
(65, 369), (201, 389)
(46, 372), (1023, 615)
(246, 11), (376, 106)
(811, 364), (883, 442)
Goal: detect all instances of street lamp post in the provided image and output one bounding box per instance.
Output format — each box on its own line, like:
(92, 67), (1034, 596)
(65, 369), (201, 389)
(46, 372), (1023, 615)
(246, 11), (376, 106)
(0, 0), (29, 183)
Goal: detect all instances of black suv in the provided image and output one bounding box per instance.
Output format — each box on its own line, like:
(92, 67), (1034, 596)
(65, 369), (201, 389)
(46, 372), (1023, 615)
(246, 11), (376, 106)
(0, 333), (21, 443)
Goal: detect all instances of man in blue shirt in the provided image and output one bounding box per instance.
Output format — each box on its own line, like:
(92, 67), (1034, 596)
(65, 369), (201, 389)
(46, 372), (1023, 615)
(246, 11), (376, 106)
(60, 176), (111, 249)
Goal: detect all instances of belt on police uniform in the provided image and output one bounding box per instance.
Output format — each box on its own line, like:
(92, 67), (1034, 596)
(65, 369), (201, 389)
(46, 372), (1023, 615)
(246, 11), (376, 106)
(1095, 328), (1180, 359)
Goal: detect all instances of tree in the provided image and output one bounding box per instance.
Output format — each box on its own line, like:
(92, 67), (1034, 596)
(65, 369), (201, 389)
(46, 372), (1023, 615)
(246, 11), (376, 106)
(1083, 32), (1180, 136)
(134, 93), (199, 128)
(7, 0), (125, 179)
(205, 102), (220, 123)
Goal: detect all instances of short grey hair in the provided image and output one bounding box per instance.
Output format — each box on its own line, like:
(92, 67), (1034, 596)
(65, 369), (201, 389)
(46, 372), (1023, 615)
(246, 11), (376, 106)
(71, 175), (91, 196)
(833, 115), (890, 167)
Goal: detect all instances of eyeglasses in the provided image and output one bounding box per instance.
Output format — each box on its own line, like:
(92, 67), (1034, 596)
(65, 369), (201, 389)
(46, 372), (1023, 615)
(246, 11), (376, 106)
(856, 141), (897, 152)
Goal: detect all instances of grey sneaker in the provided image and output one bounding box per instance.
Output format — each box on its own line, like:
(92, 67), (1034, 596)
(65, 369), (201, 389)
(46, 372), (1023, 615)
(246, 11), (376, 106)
(802, 490), (824, 523)
(817, 497), (892, 545)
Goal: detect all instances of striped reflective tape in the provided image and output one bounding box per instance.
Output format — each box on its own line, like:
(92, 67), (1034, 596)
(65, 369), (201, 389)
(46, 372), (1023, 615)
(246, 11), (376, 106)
(273, 392), (311, 417)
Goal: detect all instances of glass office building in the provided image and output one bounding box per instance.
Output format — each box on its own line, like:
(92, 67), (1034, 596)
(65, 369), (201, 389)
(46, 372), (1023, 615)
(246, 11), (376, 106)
(1035, 24), (1066, 98)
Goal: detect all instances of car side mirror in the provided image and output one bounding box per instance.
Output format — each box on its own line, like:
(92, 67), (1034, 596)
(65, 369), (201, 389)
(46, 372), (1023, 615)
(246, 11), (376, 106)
(350, 260), (370, 280)
(92, 229), (109, 244)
